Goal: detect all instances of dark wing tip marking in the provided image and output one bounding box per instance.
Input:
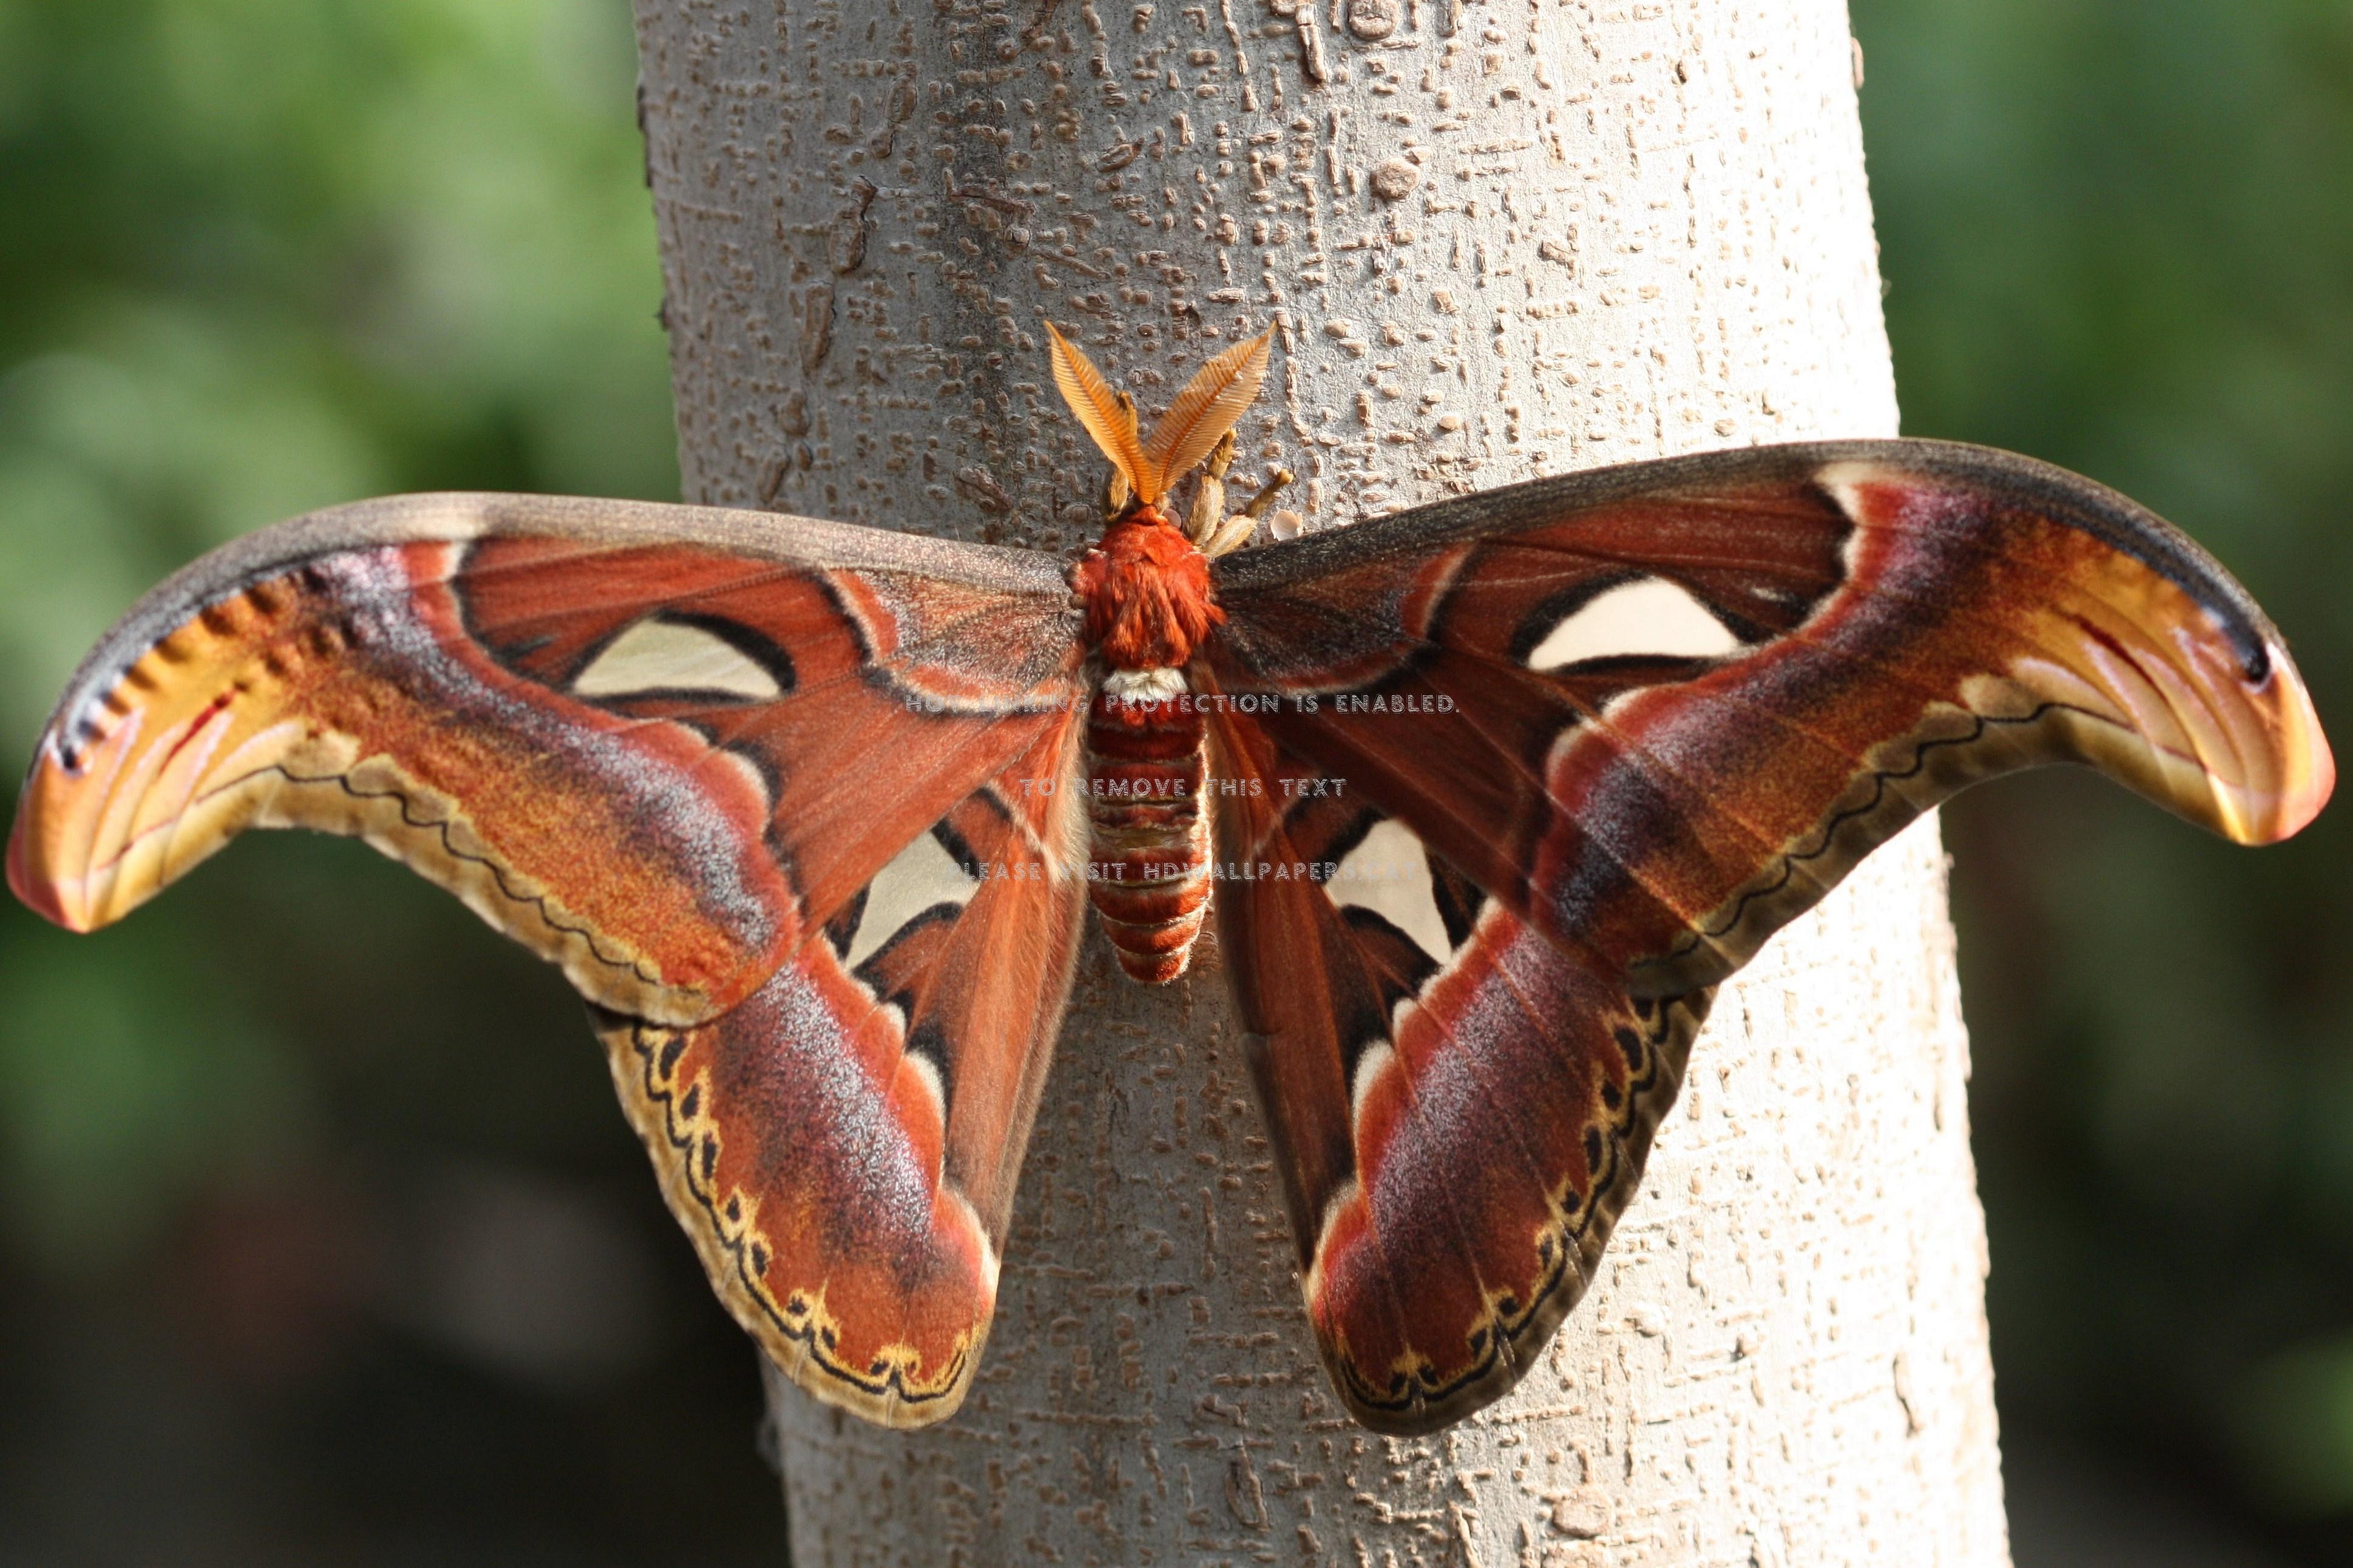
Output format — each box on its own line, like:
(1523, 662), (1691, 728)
(1809, 446), (2281, 684)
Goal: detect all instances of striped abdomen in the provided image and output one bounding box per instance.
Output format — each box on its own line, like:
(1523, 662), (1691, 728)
(1084, 689), (1210, 983)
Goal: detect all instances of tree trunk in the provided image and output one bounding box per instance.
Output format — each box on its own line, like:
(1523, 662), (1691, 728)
(630, 0), (2010, 1560)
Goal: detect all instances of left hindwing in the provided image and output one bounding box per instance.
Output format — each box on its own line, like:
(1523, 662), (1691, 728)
(596, 714), (1088, 1428)
(1200, 437), (2330, 1433)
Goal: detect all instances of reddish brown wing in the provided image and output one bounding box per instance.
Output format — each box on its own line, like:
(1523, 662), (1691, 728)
(595, 717), (1086, 1426)
(5, 491), (1091, 1426)
(1207, 722), (1711, 1435)
(1201, 438), (2332, 1433)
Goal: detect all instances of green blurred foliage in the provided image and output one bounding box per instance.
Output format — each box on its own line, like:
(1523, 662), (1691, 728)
(0, 0), (676, 755)
(0, 1), (780, 1561)
(1855, 0), (2353, 1549)
(0, 0), (675, 1259)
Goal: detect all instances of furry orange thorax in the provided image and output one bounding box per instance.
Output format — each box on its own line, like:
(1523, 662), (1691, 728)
(1072, 507), (1223, 670)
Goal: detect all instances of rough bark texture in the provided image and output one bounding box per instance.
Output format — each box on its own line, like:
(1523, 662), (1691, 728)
(630, 0), (2010, 1560)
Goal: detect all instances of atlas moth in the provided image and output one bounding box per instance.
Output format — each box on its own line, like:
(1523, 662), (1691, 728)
(8, 322), (2330, 1431)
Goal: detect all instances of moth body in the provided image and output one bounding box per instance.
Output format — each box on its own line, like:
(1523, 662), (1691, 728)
(1052, 323), (1279, 982)
(1069, 507), (1221, 670)
(1080, 684), (1212, 982)
(1070, 507), (1223, 981)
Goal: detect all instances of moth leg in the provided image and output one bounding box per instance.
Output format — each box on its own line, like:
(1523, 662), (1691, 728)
(1202, 453), (1299, 557)
(1185, 431), (1237, 545)
(1240, 465), (1296, 520)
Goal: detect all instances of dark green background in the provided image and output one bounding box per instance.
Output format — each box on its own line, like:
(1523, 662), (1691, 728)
(0, 1), (2345, 1561)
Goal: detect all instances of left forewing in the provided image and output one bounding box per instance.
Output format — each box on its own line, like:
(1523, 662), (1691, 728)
(7, 491), (1084, 1024)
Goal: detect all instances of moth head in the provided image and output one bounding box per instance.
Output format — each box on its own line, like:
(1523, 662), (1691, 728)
(1045, 321), (1272, 514)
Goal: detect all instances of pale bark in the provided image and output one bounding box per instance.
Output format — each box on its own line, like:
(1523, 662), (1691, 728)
(630, 0), (2009, 1560)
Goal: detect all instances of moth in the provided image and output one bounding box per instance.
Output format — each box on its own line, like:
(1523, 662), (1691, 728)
(6, 324), (2333, 1435)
